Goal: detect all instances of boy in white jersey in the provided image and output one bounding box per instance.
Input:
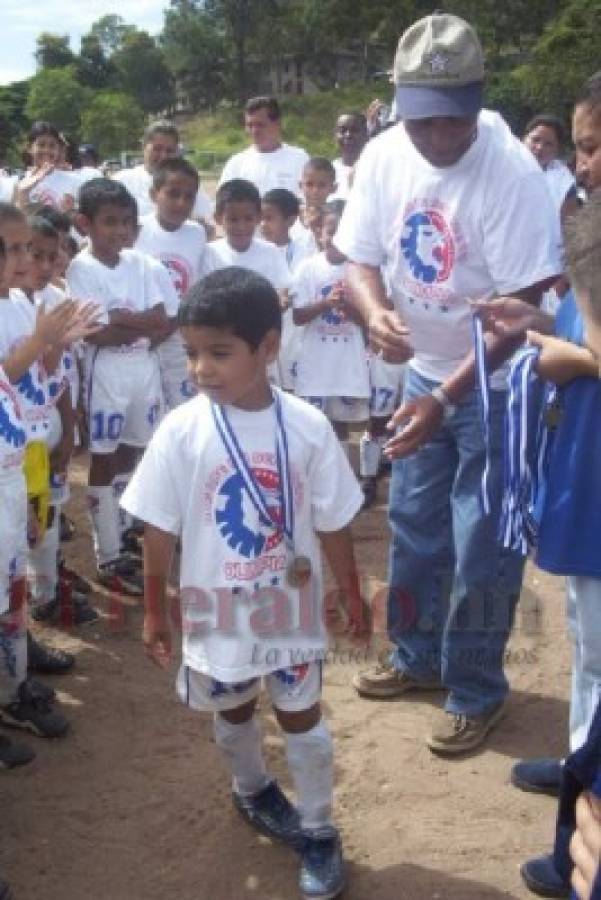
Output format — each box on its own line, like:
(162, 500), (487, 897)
(293, 200), (370, 448)
(261, 189), (314, 390)
(121, 267), (368, 900)
(291, 158), (337, 258)
(67, 179), (167, 595)
(136, 157), (206, 409)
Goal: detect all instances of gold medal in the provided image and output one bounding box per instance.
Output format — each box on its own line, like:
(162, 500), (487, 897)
(287, 555), (312, 588)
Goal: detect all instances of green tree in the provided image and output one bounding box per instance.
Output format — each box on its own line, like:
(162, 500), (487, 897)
(89, 14), (136, 57)
(77, 34), (114, 89)
(35, 33), (75, 70)
(161, 1), (226, 110)
(25, 67), (90, 135)
(112, 30), (175, 113)
(0, 80), (31, 164)
(81, 91), (145, 157)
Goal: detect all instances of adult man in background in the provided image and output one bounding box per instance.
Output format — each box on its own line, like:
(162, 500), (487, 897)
(335, 12), (560, 753)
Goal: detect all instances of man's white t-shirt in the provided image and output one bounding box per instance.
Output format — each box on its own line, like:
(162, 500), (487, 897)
(66, 248), (164, 357)
(136, 213), (207, 301)
(114, 164), (214, 221)
(331, 158), (353, 200)
(219, 144), (310, 197)
(293, 253), (369, 399)
(121, 389), (363, 681)
(23, 169), (78, 210)
(335, 110), (561, 388)
(544, 159), (576, 216)
(202, 237), (291, 291)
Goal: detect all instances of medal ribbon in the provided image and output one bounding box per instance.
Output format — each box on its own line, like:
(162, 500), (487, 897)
(211, 390), (294, 548)
(472, 313), (491, 515)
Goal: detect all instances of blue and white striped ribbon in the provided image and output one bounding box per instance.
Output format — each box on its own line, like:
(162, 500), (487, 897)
(211, 390), (294, 548)
(472, 313), (491, 515)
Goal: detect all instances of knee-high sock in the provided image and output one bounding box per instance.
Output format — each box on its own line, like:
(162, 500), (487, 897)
(285, 719), (334, 832)
(113, 471), (134, 542)
(213, 713), (270, 797)
(87, 486), (120, 567)
(28, 508), (60, 606)
(0, 579), (27, 705)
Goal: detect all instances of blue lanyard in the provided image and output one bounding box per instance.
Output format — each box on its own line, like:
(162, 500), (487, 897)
(472, 314), (491, 515)
(211, 390), (294, 548)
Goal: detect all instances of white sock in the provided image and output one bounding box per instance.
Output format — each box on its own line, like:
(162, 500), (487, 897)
(359, 433), (383, 478)
(112, 471), (134, 541)
(286, 720), (334, 832)
(213, 714), (270, 798)
(28, 507), (60, 606)
(87, 485), (120, 567)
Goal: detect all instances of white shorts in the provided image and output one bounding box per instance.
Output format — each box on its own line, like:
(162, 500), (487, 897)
(177, 661), (322, 713)
(0, 473), (27, 615)
(368, 354), (405, 418)
(157, 333), (197, 411)
(303, 396), (369, 423)
(86, 349), (162, 453)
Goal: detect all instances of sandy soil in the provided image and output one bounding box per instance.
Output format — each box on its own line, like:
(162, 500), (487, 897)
(2, 451), (570, 900)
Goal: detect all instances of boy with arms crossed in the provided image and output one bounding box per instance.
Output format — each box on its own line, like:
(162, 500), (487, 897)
(122, 268), (367, 900)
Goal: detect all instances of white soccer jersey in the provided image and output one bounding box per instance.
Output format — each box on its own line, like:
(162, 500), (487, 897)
(136, 213), (206, 301)
(202, 238), (291, 291)
(293, 253), (369, 399)
(22, 169), (78, 210)
(114, 164), (214, 220)
(121, 389), (363, 681)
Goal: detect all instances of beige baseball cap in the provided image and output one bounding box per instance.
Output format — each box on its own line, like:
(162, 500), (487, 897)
(394, 13), (485, 119)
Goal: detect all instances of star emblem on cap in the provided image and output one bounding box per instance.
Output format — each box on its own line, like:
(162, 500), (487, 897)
(429, 52), (449, 73)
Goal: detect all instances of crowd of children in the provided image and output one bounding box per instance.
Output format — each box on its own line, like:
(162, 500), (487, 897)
(1, 46), (601, 896)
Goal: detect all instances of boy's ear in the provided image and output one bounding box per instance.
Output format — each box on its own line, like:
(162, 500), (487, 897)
(262, 327), (281, 365)
(74, 212), (91, 236)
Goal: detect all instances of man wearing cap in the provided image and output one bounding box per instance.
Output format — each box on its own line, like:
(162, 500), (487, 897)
(336, 13), (560, 753)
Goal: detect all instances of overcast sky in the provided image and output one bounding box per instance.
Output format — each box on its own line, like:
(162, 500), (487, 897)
(0, 1), (166, 85)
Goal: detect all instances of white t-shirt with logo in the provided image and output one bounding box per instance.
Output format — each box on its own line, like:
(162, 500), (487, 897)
(136, 213), (207, 301)
(293, 253), (369, 399)
(23, 169), (78, 210)
(121, 389), (363, 681)
(114, 164), (214, 221)
(335, 110), (561, 388)
(0, 292), (64, 443)
(219, 144), (310, 197)
(66, 248), (163, 358)
(202, 237), (291, 291)
(0, 363), (26, 474)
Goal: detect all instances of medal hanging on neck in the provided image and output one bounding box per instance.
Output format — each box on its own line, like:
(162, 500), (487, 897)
(211, 392), (312, 588)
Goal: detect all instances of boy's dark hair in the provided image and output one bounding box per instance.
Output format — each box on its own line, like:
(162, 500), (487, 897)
(29, 215), (59, 241)
(215, 179), (261, 217)
(37, 205), (71, 235)
(79, 178), (137, 221)
(244, 96), (280, 121)
(153, 157), (199, 191)
(324, 199), (346, 219)
(524, 114), (565, 146)
(0, 203), (26, 229)
(337, 111), (368, 130)
(303, 157), (336, 181)
(564, 190), (601, 323)
(28, 121), (62, 146)
(262, 188), (299, 219)
(179, 266), (282, 347)
(143, 120), (179, 146)
(576, 71), (601, 118)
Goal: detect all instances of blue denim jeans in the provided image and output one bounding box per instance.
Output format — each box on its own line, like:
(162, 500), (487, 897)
(387, 367), (525, 716)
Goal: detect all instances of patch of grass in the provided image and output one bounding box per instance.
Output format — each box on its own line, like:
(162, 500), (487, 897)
(182, 83), (383, 172)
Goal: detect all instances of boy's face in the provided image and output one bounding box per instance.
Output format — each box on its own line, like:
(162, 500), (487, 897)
(218, 201), (260, 253)
(30, 134), (62, 169)
(524, 124), (559, 170)
(82, 203), (136, 265)
(27, 232), (59, 292)
(0, 218), (32, 293)
(143, 134), (178, 173)
(299, 168), (335, 210)
(573, 103), (601, 194)
(260, 202), (292, 245)
(181, 324), (279, 409)
(321, 214), (345, 265)
(152, 173), (198, 230)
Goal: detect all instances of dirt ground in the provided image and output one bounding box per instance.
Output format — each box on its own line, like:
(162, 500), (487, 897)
(2, 449), (571, 900)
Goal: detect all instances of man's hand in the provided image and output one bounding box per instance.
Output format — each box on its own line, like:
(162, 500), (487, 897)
(384, 393), (443, 459)
(367, 307), (413, 363)
(571, 792), (601, 900)
(142, 613), (172, 668)
(528, 330), (599, 385)
(471, 297), (553, 338)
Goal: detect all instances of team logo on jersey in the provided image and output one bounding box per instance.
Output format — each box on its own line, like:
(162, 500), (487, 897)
(162, 256), (190, 297)
(401, 209), (454, 284)
(273, 663), (310, 687)
(215, 466), (284, 559)
(320, 284), (344, 326)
